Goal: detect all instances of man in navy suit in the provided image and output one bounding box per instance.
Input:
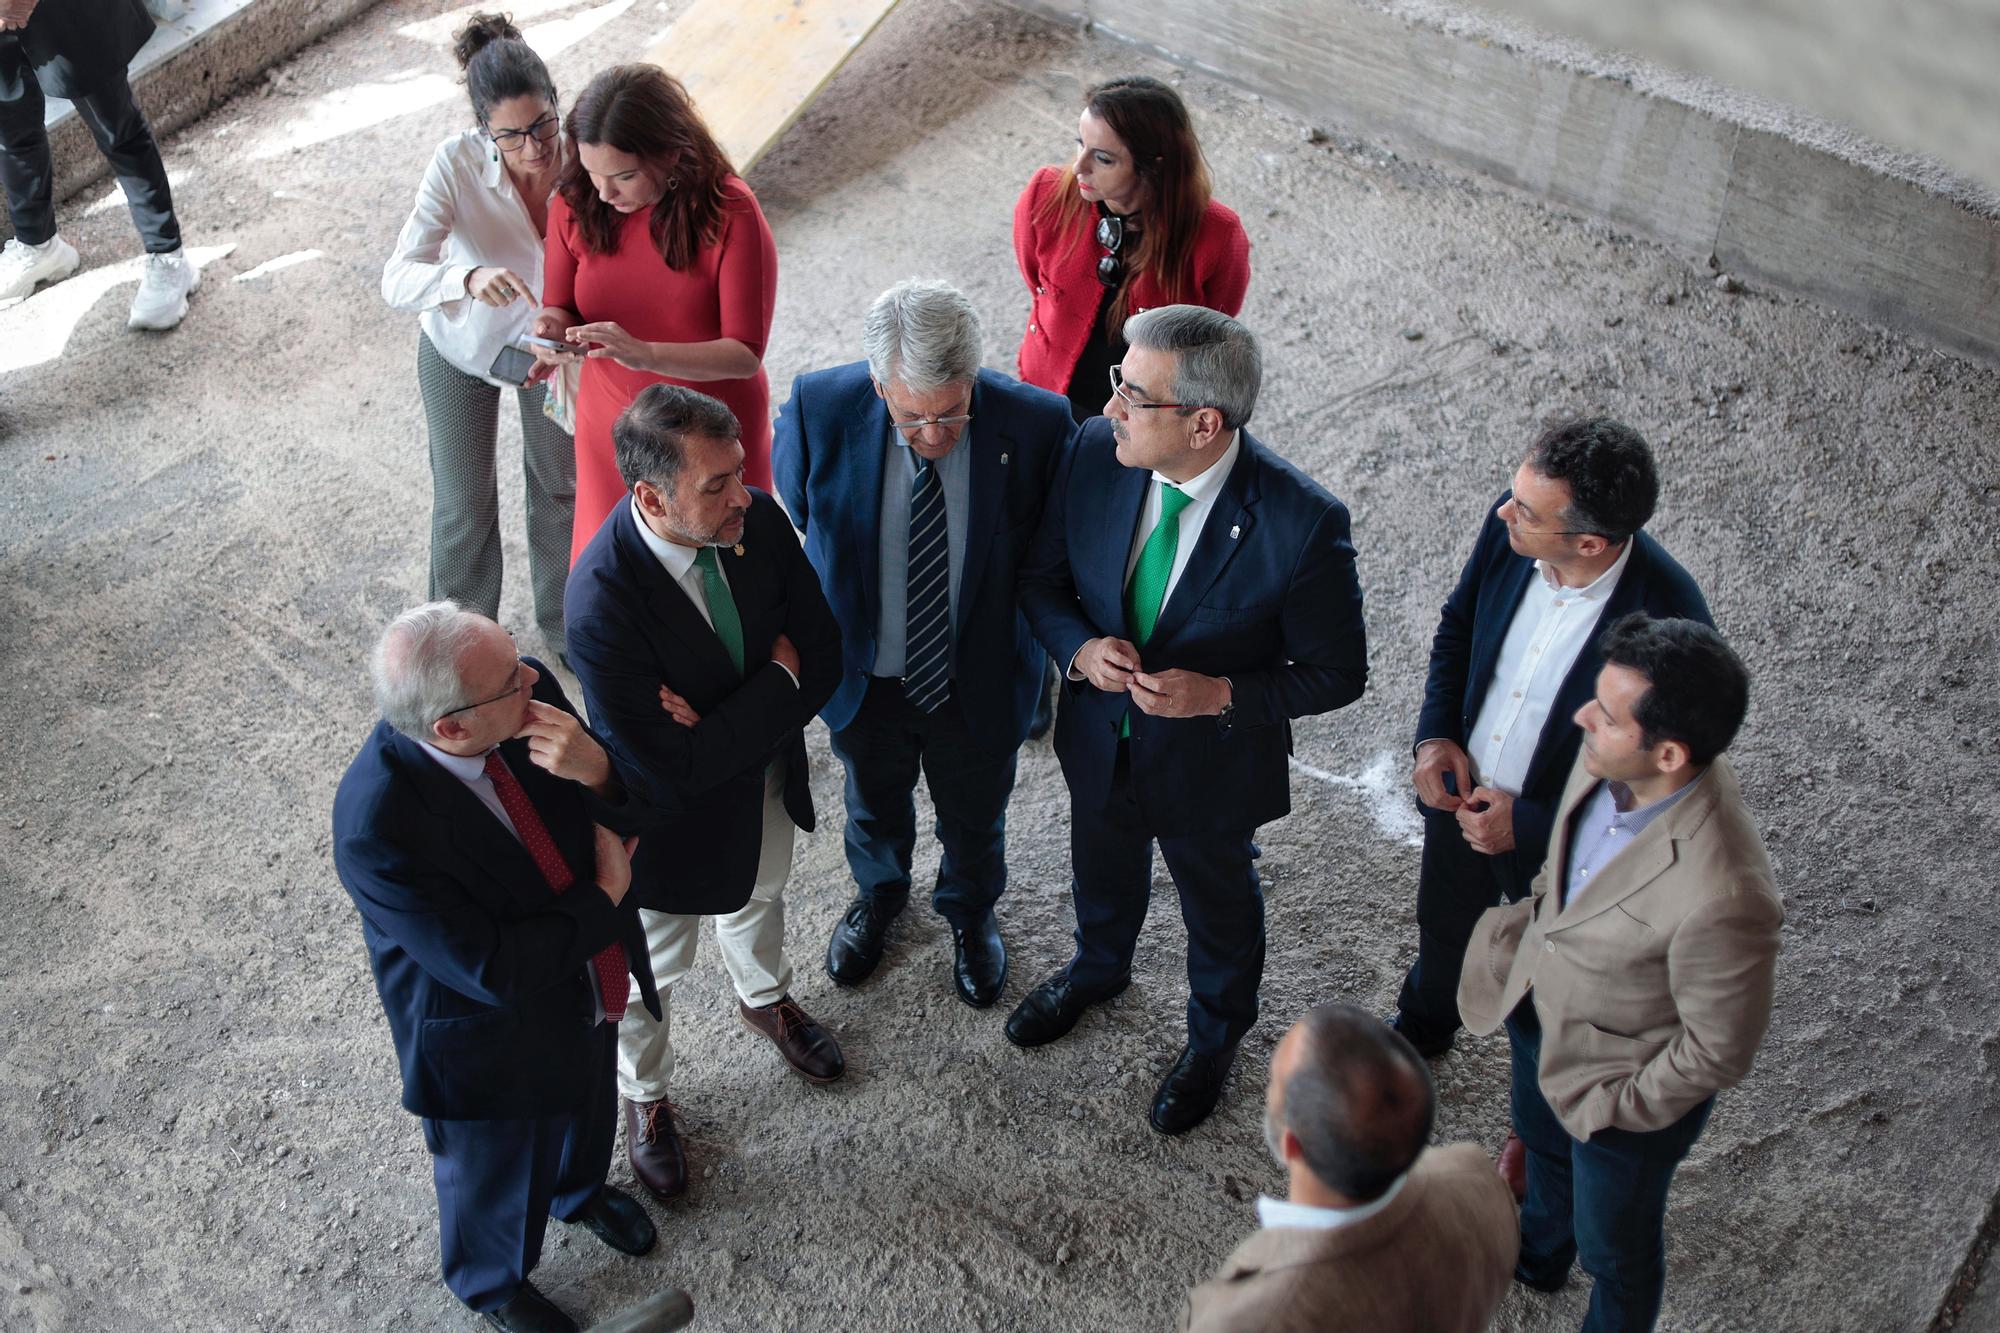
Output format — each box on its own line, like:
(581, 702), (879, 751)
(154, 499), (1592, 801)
(566, 385), (845, 1206)
(772, 279), (1074, 1008)
(1390, 418), (1711, 1083)
(1009, 305), (1368, 1135)
(333, 603), (661, 1333)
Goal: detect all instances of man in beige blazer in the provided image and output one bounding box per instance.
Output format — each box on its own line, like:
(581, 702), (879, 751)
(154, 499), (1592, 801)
(1459, 614), (1780, 1332)
(1179, 1003), (1516, 1332)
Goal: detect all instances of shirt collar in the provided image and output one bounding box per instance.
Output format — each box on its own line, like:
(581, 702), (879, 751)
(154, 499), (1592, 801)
(417, 737), (494, 781)
(1152, 431), (1241, 505)
(1254, 1173), (1407, 1232)
(1604, 767), (1707, 829)
(630, 495), (704, 582)
(1536, 533), (1634, 595)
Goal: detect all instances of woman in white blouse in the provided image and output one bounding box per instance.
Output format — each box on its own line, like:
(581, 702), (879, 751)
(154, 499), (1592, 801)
(381, 13), (572, 658)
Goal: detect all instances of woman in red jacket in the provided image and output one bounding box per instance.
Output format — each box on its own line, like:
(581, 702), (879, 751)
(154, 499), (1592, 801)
(531, 64), (777, 563)
(1013, 75), (1250, 424)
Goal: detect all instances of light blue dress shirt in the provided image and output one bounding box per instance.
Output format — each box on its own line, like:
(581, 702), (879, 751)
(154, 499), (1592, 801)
(1563, 772), (1706, 907)
(872, 423), (971, 677)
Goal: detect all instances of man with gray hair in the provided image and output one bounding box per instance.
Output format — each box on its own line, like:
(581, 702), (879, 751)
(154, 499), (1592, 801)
(773, 278), (1075, 1008)
(1011, 306), (1369, 1134)
(332, 602), (662, 1332)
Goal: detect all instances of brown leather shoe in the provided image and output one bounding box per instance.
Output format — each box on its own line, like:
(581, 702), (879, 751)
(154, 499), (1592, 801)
(624, 1098), (687, 1202)
(1497, 1130), (1527, 1203)
(739, 994), (845, 1084)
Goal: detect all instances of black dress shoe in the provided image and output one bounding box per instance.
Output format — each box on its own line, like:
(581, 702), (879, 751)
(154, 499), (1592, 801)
(1514, 1261), (1571, 1293)
(1003, 971), (1127, 1048)
(1388, 1012), (1455, 1060)
(565, 1185), (656, 1256)
(951, 913), (1007, 1008)
(1149, 1044), (1237, 1136)
(826, 894), (904, 985)
(484, 1282), (579, 1333)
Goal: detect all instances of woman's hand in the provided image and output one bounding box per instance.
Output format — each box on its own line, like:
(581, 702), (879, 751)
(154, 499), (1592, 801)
(527, 306), (586, 374)
(467, 266), (537, 308)
(569, 321), (658, 374)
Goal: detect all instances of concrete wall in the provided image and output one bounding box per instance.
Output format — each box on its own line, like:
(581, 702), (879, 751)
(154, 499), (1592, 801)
(42, 0), (382, 212)
(1009, 0), (2000, 368)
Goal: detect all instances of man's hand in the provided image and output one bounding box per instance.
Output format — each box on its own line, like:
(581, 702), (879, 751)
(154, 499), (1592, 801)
(1456, 786), (1517, 855)
(1073, 636), (1140, 693)
(592, 825), (639, 906)
(1413, 738), (1472, 812)
(657, 683), (701, 727)
(1129, 669), (1230, 718)
(770, 631), (800, 681)
(515, 700), (612, 792)
(0, 0), (41, 32)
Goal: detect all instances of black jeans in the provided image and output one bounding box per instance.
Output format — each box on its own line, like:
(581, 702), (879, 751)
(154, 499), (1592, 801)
(1393, 803), (1531, 1045)
(0, 43), (179, 251)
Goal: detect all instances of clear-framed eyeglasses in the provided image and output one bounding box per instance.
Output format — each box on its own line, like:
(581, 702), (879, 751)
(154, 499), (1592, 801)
(1108, 364), (1192, 411)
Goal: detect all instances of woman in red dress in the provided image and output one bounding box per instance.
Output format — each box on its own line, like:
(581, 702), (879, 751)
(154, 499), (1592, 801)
(1013, 75), (1250, 424)
(531, 64), (777, 563)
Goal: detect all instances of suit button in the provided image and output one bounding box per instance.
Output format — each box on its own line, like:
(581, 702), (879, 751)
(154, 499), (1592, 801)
(1036, 285), (1044, 294)
(1029, 323), (1037, 332)
(1544, 940), (1556, 953)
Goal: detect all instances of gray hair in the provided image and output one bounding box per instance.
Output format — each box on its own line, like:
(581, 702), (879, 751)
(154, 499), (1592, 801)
(1124, 305), (1261, 430)
(862, 279), (984, 393)
(370, 600), (491, 738)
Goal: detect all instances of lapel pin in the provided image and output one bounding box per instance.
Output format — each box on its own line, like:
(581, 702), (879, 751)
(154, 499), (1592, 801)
(1000, 452), (1009, 465)
(733, 543), (746, 557)
(1229, 524), (1241, 540)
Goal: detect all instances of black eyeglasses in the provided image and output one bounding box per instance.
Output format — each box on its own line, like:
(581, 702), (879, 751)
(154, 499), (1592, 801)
(440, 663), (527, 718)
(1095, 213), (1130, 289)
(488, 113), (561, 154)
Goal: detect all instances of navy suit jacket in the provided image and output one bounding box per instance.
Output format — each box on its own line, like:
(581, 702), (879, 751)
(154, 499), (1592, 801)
(771, 362), (1075, 751)
(565, 493), (841, 915)
(1022, 419), (1368, 832)
(1412, 493), (1712, 872)
(331, 663), (659, 1121)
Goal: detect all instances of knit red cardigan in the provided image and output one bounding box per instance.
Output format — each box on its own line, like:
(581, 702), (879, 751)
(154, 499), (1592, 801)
(1011, 164), (1252, 396)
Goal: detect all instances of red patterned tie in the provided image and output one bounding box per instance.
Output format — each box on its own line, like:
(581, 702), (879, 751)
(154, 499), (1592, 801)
(483, 751), (629, 1022)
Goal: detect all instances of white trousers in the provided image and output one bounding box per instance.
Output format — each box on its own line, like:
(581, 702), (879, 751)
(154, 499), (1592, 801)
(617, 761), (796, 1102)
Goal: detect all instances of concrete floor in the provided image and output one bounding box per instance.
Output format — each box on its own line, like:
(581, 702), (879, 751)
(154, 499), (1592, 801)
(1, 0), (1997, 1329)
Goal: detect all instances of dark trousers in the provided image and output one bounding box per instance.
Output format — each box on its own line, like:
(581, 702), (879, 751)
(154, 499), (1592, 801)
(1394, 805), (1530, 1045)
(0, 50), (179, 252)
(1509, 1003), (1714, 1333)
(1064, 743), (1263, 1052)
(421, 1021), (618, 1312)
(826, 677), (1019, 929)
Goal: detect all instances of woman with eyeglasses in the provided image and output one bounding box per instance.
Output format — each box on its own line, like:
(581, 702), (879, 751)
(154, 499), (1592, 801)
(530, 64), (778, 563)
(1012, 75), (1251, 425)
(381, 13), (574, 658)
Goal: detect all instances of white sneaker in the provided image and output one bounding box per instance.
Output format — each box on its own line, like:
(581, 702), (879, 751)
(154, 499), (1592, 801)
(128, 247), (200, 330)
(0, 235), (81, 306)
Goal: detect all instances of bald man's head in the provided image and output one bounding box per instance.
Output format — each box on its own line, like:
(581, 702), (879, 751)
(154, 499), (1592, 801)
(1264, 1003), (1435, 1202)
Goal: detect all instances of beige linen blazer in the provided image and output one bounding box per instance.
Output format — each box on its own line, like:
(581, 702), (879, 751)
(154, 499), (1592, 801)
(1458, 753), (1782, 1139)
(1176, 1143), (1518, 1333)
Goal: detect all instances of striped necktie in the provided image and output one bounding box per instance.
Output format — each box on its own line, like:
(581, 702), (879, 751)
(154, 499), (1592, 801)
(903, 456), (952, 712)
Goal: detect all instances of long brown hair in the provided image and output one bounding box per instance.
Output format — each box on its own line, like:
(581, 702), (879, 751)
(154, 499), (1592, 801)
(559, 64), (736, 268)
(1034, 75), (1213, 332)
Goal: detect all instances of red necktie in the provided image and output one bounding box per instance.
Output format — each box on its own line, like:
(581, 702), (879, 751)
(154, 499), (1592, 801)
(483, 751), (629, 1022)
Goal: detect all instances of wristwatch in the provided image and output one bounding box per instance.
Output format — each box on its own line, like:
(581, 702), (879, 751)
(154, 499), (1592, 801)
(1216, 677), (1235, 732)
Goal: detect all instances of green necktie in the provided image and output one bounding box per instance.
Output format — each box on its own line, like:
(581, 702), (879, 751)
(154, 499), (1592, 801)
(1120, 482), (1196, 737)
(694, 546), (744, 675)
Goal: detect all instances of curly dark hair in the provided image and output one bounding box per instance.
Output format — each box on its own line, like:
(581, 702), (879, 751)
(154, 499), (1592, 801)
(1598, 614), (1750, 765)
(559, 64), (736, 269)
(1525, 417), (1658, 543)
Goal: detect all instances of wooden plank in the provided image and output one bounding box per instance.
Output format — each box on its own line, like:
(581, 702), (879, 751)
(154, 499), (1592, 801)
(642, 0), (904, 173)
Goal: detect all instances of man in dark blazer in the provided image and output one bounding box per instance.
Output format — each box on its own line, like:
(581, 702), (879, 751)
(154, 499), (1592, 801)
(772, 279), (1073, 1008)
(1010, 305), (1368, 1134)
(1391, 418), (1711, 1077)
(333, 602), (660, 1333)
(566, 384), (845, 1205)
(0, 0), (199, 326)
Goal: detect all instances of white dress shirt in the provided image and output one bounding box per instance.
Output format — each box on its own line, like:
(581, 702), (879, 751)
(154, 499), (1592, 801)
(629, 499), (798, 688)
(1255, 1173), (1407, 1231)
(382, 129), (556, 388)
(1465, 540), (1633, 795)
(415, 740), (522, 842)
(1122, 432), (1243, 599)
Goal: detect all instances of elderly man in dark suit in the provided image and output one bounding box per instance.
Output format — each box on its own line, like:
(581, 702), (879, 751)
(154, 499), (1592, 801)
(1010, 305), (1368, 1134)
(566, 384), (845, 1206)
(1390, 418), (1712, 1076)
(0, 0), (199, 326)
(772, 278), (1074, 1008)
(333, 603), (660, 1333)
